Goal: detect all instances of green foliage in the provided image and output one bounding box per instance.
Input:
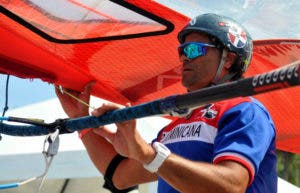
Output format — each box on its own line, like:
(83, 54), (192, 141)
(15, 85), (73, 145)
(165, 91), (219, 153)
(277, 150), (300, 187)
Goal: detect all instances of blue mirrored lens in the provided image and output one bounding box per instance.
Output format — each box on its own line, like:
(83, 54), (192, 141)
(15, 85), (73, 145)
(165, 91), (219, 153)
(183, 43), (203, 59)
(178, 42), (215, 59)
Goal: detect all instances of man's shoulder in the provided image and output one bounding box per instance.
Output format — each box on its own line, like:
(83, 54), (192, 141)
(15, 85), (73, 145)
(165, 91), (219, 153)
(216, 97), (252, 107)
(211, 97), (253, 115)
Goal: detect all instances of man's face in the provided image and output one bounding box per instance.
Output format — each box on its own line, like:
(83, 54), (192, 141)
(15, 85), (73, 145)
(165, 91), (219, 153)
(180, 32), (221, 91)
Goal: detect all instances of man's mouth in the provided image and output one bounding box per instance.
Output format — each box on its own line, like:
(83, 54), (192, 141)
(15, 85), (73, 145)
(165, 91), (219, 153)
(182, 67), (193, 72)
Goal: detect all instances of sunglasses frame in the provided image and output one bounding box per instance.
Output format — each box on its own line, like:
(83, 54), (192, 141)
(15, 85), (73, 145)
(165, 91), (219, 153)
(178, 42), (216, 59)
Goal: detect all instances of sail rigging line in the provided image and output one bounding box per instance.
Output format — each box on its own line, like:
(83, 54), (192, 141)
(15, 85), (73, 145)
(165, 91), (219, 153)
(0, 74), (10, 140)
(55, 85), (96, 110)
(0, 130), (59, 190)
(1, 74), (9, 117)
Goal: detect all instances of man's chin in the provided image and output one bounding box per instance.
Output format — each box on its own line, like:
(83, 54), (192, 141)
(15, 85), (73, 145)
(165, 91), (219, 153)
(181, 80), (192, 90)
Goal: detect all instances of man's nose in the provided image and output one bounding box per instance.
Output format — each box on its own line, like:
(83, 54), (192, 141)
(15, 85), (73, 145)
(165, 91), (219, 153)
(179, 54), (191, 63)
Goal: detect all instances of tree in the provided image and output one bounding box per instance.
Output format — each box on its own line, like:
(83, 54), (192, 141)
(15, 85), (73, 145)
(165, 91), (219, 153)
(277, 150), (300, 187)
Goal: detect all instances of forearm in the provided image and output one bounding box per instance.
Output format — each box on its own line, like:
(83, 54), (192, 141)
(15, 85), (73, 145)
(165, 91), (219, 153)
(81, 131), (157, 188)
(157, 154), (248, 193)
(81, 131), (117, 173)
(113, 157), (158, 189)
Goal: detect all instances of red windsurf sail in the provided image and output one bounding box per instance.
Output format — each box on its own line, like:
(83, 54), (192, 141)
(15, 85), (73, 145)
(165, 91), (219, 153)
(0, 0), (299, 153)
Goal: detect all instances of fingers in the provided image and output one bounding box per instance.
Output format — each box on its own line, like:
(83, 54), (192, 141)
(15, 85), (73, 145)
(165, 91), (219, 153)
(80, 81), (95, 100)
(55, 85), (64, 97)
(91, 103), (135, 130)
(55, 85), (79, 98)
(93, 127), (115, 142)
(125, 103), (131, 108)
(116, 103), (134, 126)
(55, 82), (95, 101)
(91, 102), (124, 116)
(55, 85), (73, 104)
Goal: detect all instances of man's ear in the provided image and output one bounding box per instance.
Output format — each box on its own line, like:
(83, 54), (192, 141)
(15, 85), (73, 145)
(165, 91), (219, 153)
(224, 52), (237, 70)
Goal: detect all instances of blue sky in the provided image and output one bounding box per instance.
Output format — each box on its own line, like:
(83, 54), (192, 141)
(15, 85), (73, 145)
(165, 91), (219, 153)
(0, 75), (55, 110)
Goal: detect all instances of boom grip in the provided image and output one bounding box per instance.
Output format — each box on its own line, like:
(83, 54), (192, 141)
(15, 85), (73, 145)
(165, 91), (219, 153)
(0, 62), (299, 136)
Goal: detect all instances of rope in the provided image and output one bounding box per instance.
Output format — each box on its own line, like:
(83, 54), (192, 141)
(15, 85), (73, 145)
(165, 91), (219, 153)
(0, 75), (10, 140)
(55, 85), (95, 110)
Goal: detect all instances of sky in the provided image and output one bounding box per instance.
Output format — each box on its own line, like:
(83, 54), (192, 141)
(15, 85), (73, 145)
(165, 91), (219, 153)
(0, 75), (55, 111)
(158, 0), (300, 39)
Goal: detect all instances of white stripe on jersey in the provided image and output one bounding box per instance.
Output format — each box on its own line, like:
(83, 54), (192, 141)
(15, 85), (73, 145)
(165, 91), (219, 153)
(160, 121), (217, 145)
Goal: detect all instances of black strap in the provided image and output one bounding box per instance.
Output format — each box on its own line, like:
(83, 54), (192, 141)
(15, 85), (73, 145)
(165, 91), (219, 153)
(104, 154), (126, 182)
(103, 154), (138, 193)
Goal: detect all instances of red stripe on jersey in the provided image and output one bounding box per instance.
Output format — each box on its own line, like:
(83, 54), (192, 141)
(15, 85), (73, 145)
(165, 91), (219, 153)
(213, 154), (255, 186)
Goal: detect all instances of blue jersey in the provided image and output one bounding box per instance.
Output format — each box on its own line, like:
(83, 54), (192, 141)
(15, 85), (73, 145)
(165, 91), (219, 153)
(154, 97), (277, 193)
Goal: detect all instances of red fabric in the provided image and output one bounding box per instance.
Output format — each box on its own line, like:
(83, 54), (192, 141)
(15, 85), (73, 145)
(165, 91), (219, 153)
(0, 1), (299, 153)
(246, 40), (300, 154)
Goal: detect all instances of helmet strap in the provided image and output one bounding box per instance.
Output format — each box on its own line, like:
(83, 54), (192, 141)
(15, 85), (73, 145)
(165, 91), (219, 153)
(211, 49), (238, 85)
(211, 49), (228, 85)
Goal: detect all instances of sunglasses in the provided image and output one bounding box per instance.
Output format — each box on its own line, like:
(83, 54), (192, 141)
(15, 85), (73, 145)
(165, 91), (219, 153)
(178, 42), (216, 59)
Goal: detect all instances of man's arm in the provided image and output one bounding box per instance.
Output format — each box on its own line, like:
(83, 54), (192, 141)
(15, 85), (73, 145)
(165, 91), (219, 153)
(81, 100), (250, 193)
(156, 154), (249, 193)
(105, 135), (249, 192)
(88, 117), (249, 193)
(80, 131), (158, 189)
(55, 84), (157, 189)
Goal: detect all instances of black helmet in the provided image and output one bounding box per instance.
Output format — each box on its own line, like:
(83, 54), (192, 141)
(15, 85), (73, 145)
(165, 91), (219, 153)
(178, 13), (253, 80)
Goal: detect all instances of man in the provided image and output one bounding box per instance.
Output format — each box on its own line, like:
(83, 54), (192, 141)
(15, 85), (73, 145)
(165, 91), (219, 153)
(56, 13), (277, 193)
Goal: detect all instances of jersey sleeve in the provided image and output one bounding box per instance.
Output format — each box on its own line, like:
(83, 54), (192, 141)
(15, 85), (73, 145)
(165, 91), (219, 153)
(213, 101), (275, 185)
